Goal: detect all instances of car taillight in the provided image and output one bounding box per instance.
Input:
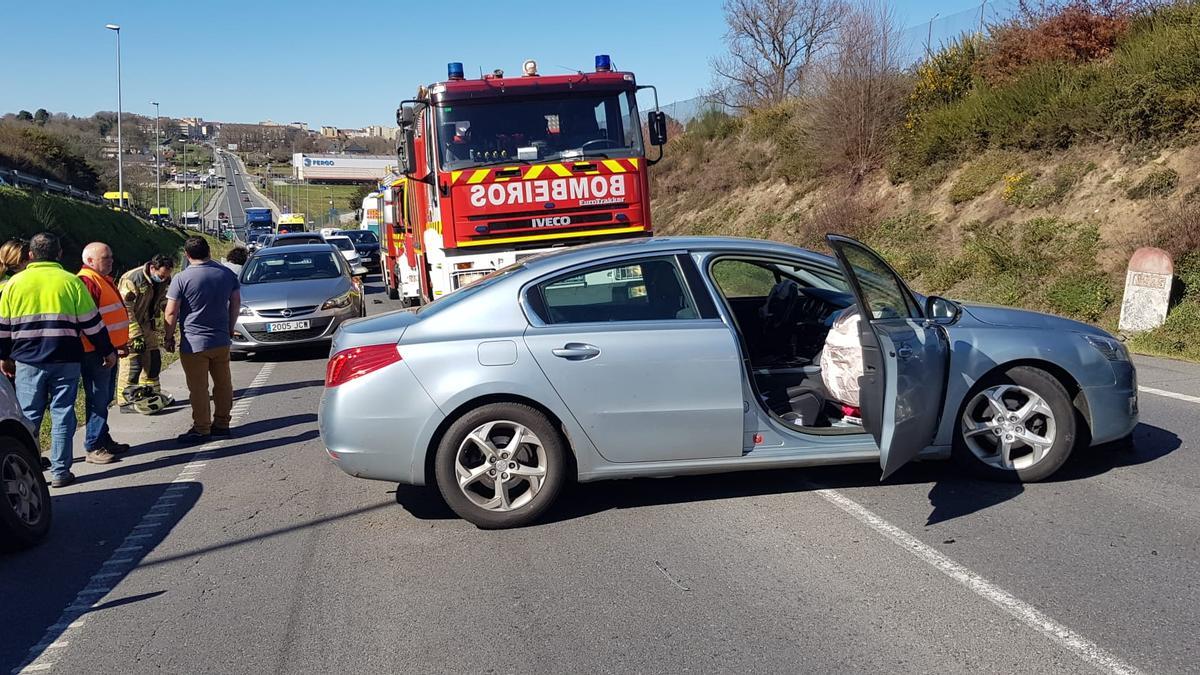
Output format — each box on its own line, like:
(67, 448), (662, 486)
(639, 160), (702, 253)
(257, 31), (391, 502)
(325, 344), (401, 387)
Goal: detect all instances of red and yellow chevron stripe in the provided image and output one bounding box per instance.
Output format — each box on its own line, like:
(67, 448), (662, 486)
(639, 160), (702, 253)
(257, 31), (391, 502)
(448, 158), (641, 185)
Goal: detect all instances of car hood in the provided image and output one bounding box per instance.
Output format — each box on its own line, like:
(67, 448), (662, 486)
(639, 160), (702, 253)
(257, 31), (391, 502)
(960, 302), (1109, 336)
(241, 277), (351, 308)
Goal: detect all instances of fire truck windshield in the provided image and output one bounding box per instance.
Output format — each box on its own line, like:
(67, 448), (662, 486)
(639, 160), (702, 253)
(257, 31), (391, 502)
(434, 90), (643, 170)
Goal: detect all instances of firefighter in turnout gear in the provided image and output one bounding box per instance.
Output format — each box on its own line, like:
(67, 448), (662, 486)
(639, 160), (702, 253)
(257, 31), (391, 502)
(117, 254), (176, 412)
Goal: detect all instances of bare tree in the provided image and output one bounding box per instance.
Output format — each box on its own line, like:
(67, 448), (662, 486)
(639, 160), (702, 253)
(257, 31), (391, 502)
(710, 0), (846, 109)
(802, 0), (906, 180)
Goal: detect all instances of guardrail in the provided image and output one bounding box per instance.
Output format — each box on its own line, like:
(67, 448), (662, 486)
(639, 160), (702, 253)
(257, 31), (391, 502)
(0, 167), (107, 205)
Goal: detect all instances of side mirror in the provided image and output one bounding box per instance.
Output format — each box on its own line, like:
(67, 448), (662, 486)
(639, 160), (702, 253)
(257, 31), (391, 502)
(398, 128), (417, 176)
(397, 105), (415, 126)
(925, 295), (961, 323)
(647, 111), (668, 146)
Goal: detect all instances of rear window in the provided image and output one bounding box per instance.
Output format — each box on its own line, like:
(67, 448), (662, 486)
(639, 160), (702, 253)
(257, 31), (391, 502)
(343, 231), (378, 244)
(327, 238), (354, 251)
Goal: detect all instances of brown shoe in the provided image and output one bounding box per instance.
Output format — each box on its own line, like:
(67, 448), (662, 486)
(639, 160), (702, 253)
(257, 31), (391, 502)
(85, 449), (118, 465)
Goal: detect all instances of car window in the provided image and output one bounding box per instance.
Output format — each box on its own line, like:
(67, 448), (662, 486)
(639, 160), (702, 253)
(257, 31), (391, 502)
(343, 231), (378, 244)
(536, 257), (698, 324)
(711, 260), (776, 297)
(838, 245), (920, 320)
(327, 238), (354, 251)
(243, 251), (344, 284)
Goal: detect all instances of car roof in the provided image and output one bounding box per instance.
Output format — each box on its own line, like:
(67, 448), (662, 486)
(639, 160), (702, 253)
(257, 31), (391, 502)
(273, 232), (323, 240)
(255, 243), (335, 254)
(517, 236), (837, 273)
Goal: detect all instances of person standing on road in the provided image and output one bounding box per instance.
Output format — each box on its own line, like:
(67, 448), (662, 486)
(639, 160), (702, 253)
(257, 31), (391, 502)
(0, 239), (30, 297)
(164, 237), (240, 444)
(0, 232), (117, 487)
(77, 242), (131, 461)
(223, 247), (247, 276)
(117, 254), (176, 411)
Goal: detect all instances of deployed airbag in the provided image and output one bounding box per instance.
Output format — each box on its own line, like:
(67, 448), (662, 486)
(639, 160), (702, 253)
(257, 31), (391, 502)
(820, 308), (863, 406)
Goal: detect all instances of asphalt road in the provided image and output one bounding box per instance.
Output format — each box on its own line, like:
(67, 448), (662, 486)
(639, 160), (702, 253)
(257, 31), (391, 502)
(211, 150), (268, 238)
(2, 282), (1198, 673)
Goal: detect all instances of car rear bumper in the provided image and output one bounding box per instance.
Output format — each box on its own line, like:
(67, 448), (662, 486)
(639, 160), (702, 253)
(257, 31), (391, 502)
(318, 359), (444, 485)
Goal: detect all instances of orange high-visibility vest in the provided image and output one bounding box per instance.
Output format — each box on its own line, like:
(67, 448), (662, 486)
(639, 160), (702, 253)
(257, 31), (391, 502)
(78, 266), (130, 352)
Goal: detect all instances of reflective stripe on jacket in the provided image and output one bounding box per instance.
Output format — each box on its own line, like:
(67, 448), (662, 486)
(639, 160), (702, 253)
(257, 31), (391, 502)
(78, 266), (130, 352)
(0, 261), (114, 364)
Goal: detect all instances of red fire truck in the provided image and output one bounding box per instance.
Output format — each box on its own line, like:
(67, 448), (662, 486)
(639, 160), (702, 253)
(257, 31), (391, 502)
(373, 55), (668, 305)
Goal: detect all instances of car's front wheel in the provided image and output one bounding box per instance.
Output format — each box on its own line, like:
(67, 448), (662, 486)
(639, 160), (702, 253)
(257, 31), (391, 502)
(434, 403), (567, 529)
(0, 435), (52, 551)
(954, 366), (1077, 482)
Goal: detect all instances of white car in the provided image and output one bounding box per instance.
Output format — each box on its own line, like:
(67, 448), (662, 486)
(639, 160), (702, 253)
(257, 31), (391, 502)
(325, 235), (362, 269)
(0, 376), (50, 550)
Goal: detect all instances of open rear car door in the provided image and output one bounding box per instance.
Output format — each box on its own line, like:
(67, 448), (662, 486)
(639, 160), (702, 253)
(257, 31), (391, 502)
(826, 235), (949, 479)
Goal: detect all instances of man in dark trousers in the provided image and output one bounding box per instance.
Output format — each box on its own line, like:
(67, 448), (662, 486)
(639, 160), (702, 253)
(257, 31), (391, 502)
(0, 233), (116, 487)
(164, 237), (240, 444)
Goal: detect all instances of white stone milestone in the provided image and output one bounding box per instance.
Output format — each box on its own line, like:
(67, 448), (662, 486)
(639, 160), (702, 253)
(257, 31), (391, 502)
(1118, 247), (1174, 333)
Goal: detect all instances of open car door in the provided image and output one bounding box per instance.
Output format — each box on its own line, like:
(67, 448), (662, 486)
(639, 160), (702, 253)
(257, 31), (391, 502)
(826, 235), (949, 479)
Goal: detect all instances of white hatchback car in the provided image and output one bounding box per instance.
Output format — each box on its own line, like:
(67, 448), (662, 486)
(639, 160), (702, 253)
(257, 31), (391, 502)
(0, 376), (50, 550)
(325, 235), (363, 270)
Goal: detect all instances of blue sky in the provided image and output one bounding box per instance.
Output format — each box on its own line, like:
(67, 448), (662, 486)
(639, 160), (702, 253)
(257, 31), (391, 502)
(1, 0), (1003, 128)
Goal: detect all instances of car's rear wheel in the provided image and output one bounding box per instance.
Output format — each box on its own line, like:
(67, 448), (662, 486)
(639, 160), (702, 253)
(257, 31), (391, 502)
(954, 366), (1076, 482)
(434, 403), (566, 529)
(0, 435), (52, 552)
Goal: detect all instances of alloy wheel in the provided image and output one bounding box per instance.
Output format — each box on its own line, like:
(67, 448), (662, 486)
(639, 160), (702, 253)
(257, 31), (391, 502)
(455, 420), (547, 512)
(961, 384), (1057, 471)
(3, 452), (44, 526)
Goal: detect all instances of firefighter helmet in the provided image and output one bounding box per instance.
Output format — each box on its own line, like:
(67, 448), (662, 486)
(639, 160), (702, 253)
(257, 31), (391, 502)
(132, 394), (167, 415)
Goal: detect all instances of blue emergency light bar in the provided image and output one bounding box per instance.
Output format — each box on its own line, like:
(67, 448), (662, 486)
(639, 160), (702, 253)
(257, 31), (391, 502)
(595, 54), (611, 72)
(448, 62), (465, 80)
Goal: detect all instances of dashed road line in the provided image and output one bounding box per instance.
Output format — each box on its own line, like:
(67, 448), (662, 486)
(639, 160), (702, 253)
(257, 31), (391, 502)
(12, 363), (276, 674)
(1138, 385), (1200, 405)
(814, 488), (1144, 675)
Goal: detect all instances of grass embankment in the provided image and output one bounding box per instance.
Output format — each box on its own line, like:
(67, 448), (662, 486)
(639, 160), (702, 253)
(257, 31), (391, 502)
(651, 0), (1200, 361)
(261, 182), (363, 227)
(0, 186), (230, 449)
(163, 187), (218, 217)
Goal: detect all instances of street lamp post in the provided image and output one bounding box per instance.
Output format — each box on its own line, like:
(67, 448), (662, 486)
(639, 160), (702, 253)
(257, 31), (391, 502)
(105, 24), (124, 209)
(152, 101), (161, 215)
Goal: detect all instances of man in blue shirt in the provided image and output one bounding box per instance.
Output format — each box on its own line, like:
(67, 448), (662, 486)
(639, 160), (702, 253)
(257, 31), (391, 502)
(164, 237), (240, 444)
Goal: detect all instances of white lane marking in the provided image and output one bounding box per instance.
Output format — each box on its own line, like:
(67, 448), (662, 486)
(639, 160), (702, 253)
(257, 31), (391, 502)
(815, 488), (1144, 675)
(1137, 385), (1200, 405)
(14, 362), (276, 674)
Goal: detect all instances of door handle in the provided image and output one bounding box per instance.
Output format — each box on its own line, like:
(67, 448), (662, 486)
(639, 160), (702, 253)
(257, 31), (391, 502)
(895, 344), (914, 360)
(552, 343), (601, 360)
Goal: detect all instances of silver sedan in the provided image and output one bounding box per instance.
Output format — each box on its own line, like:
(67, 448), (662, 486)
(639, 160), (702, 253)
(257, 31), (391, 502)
(318, 236), (1138, 528)
(233, 244), (365, 353)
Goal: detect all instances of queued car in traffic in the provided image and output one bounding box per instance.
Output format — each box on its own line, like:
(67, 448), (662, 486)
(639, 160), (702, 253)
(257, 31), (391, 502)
(324, 235), (364, 271)
(0, 375), (50, 551)
(338, 229), (381, 273)
(266, 232), (326, 248)
(233, 244), (365, 353)
(318, 235), (1139, 529)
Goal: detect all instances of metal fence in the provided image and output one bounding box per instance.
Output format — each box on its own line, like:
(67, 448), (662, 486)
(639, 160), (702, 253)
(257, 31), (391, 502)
(0, 167), (106, 206)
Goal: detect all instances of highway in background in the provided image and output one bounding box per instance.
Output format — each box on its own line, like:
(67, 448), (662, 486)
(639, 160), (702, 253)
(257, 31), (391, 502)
(212, 148), (271, 240)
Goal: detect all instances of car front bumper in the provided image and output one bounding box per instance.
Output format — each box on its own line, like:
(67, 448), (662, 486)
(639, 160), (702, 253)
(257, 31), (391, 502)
(1084, 359), (1139, 445)
(232, 305), (359, 351)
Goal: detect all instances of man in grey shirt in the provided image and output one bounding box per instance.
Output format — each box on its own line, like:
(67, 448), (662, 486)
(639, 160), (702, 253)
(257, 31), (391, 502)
(164, 236), (241, 444)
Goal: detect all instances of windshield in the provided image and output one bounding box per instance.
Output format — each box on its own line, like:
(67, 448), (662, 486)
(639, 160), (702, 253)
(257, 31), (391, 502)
(243, 251), (344, 284)
(342, 230), (378, 244)
(435, 90), (643, 170)
(327, 238), (354, 251)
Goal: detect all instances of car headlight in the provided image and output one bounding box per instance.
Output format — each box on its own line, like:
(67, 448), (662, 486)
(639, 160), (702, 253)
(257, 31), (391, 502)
(1083, 334), (1130, 361)
(321, 291), (353, 310)
(239, 304), (255, 317)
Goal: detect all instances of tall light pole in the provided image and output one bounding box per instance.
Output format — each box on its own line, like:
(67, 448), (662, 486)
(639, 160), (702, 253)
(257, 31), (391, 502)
(151, 101), (161, 214)
(105, 24), (124, 209)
